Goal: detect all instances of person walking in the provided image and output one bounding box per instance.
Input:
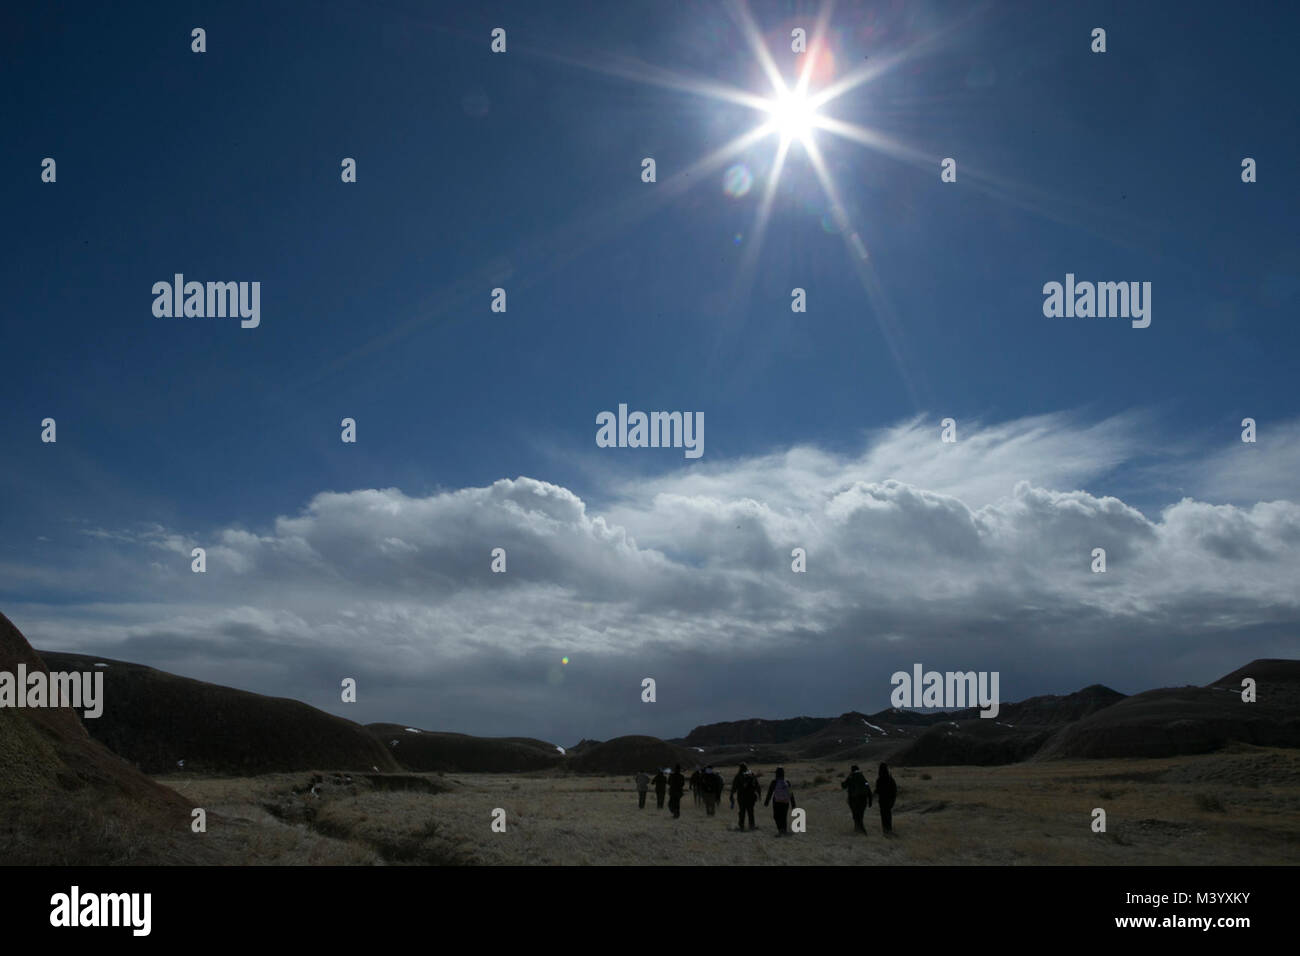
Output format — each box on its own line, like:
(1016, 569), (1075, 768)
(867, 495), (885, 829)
(635, 770), (650, 809)
(875, 762), (897, 834)
(652, 769), (668, 809)
(841, 764), (872, 833)
(700, 766), (719, 816)
(690, 768), (702, 806)
(763, 767), (796, 836)
(730, 763), (760, 831)
(668, 764), (687, 818)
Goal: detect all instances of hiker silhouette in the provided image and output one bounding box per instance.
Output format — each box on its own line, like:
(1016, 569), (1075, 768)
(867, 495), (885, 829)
(730, 763), (760, 831)
(875, 763), (897, 834)
(667, 764), (686, 818)
(841, 764), (873, 833)
(652, 769), (667, 809)
(763, 766), (796, 835)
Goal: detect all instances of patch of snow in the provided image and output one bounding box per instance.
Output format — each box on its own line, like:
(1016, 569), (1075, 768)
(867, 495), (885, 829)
(94, 662), (108, 668)
(404, 727), (421, 733)
(555, 745), (566, 754)
(864, 721), (888, 735)
(949, 721), (958, 727)
(693, 747), (704, 752)
(390, 739), (399, 746)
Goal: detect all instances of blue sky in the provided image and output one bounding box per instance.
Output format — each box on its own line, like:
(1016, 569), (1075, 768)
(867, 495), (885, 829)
(1, 1), (1297, 743)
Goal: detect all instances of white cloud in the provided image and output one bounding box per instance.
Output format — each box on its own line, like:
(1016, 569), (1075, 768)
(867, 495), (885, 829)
(9, 412), (1299, 739)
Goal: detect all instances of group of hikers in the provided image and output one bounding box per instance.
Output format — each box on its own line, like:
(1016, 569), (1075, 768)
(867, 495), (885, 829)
(633, 762), (898, 836)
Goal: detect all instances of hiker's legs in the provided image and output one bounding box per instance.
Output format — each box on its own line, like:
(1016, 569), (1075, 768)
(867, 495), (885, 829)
(880, 804), (892, 833)
(773, 802), (787, 834)
(850, 796), (867, 831)
(656, 790), (665, 809)
(742, 801), (756, 829)
(638, 790), (647, 809)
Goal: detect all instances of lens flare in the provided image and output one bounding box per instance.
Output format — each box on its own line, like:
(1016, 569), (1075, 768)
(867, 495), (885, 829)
(723, 163), (753, 198)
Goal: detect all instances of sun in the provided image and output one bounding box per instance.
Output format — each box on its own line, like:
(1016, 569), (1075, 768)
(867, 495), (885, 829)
(765, 87), (818, 144)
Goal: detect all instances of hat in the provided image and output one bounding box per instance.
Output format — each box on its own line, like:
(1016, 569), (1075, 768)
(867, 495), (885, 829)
(850, 765), (860, 772)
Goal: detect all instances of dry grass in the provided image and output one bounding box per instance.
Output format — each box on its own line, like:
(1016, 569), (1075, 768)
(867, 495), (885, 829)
(160, 745), (1300, 865)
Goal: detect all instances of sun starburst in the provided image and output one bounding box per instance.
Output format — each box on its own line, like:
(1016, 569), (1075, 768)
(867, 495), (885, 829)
(762, 86), (819, 145)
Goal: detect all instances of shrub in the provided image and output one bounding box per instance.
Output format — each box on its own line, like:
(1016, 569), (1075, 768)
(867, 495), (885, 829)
(1195, 793), (1225, 813)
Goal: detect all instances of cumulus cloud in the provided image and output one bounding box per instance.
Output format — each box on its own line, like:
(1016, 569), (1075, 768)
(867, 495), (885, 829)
(7, 412), (1298, 741)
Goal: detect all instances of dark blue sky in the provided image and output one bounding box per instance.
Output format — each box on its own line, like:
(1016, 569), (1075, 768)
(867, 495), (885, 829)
(2, 1), (1296, 741)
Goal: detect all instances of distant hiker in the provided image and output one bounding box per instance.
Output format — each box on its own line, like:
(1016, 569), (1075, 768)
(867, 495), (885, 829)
(635, 770), (651, 809)
(730, 763), (760, 831)
(841, 764), (873, 834)
(875, 763), (898, 834)
(652, 769), (668, 809)
(763, 767), (796, 836)
(700, 766), (720, 816)
(668, 764), (687, 818)
(689, 768), (702, 805)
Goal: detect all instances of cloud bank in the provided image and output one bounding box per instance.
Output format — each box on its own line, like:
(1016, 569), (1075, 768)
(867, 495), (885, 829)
(5, 412), (1297, 742)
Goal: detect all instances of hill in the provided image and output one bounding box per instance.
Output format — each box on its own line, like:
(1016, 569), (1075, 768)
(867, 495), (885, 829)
(889, 684), (1127, 767)
(367, 723), (564, 772)
(39, 650), (400, 776)
(675, 715), (834, 748)
(566, 735), (700, 773)
(1209, 659), (1300, 709)
(1036, 661), (1300, 760)
(680, 687), (1128, 767)
(0, 613), (211, 864)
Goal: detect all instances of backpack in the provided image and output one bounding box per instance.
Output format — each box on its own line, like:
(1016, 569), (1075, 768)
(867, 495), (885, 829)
(739, 773), (759, 799)
(772, 779), (791, 803)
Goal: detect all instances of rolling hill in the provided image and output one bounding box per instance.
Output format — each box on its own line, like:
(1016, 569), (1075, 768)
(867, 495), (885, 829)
(367, 723), (564, 772)
(0, 613), (210, 864)
(1035, 660), (1300, 760)
(39, 650), (400, 775)
(566, 735), (701, 773)
(20, 620), (1300, 775)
